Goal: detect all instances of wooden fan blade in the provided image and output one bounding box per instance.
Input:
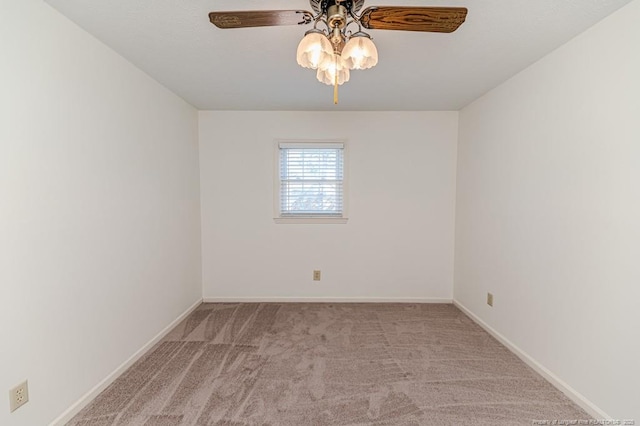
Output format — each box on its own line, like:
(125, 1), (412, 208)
(209, 10), (314, 29)
(360, 6), (467, 33)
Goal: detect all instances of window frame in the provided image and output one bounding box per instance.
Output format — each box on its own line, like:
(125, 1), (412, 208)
(273, 139), (348, 224)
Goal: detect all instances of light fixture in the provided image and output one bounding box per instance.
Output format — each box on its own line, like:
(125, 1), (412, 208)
(316, 54), (350, 85)
(342, 32), (378, 70)
(296, 0), (378, 104)
(296, 29), (333, 70)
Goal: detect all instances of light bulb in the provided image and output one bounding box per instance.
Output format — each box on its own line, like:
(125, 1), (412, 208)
(342, 33), (378, 70)
(296, 31), (333, 70)
(316, 54), (350, 85)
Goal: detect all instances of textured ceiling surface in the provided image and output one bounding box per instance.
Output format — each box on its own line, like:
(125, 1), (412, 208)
(45, 0), (632, 111)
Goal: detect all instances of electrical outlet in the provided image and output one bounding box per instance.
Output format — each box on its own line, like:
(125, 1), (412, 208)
(9, 381), (29, 413)
(487, 292), (494, 307)
(313, 270), (321, 281)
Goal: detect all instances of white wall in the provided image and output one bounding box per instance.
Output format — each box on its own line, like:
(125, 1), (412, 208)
(455, 0), (640, 420)
(0, 1), (202, 425)
(200, 111), (458, 301)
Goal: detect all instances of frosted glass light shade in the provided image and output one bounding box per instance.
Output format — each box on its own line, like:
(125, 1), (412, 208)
(316, 54), (350, 85)
(342, 34), (378, 70)
(296, 32), (333, 70)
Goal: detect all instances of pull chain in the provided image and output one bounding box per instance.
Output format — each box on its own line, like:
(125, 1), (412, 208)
(333, 55), (339, 104)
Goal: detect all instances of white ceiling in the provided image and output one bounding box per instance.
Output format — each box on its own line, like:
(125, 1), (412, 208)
(45, 0), (631, 111)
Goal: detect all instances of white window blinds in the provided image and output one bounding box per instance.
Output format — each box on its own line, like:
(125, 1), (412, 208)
(279, 142), (344, 217)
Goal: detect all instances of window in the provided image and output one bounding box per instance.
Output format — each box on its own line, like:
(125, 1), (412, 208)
(275, 140), (347, 224)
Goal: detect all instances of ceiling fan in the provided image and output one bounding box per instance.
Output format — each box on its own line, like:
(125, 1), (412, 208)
(209, 0), (467, 103)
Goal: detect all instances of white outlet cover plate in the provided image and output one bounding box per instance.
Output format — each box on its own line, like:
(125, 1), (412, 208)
(9, 380), (29, 413)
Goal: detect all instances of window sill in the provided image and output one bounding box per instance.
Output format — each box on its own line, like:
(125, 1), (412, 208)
(273, 217), (349, 224)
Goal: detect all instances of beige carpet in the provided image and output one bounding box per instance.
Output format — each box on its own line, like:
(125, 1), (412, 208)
(68, 303), (590, 425)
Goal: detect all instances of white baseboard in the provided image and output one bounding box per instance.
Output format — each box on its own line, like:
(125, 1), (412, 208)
(203, 297), (452, 303)
(452, 299), (609, 420)
(49, 298), (203, 426)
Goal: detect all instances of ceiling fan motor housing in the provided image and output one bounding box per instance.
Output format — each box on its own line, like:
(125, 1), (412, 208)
(311, 0), (364, 16)
(327, 4), (347, 29)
